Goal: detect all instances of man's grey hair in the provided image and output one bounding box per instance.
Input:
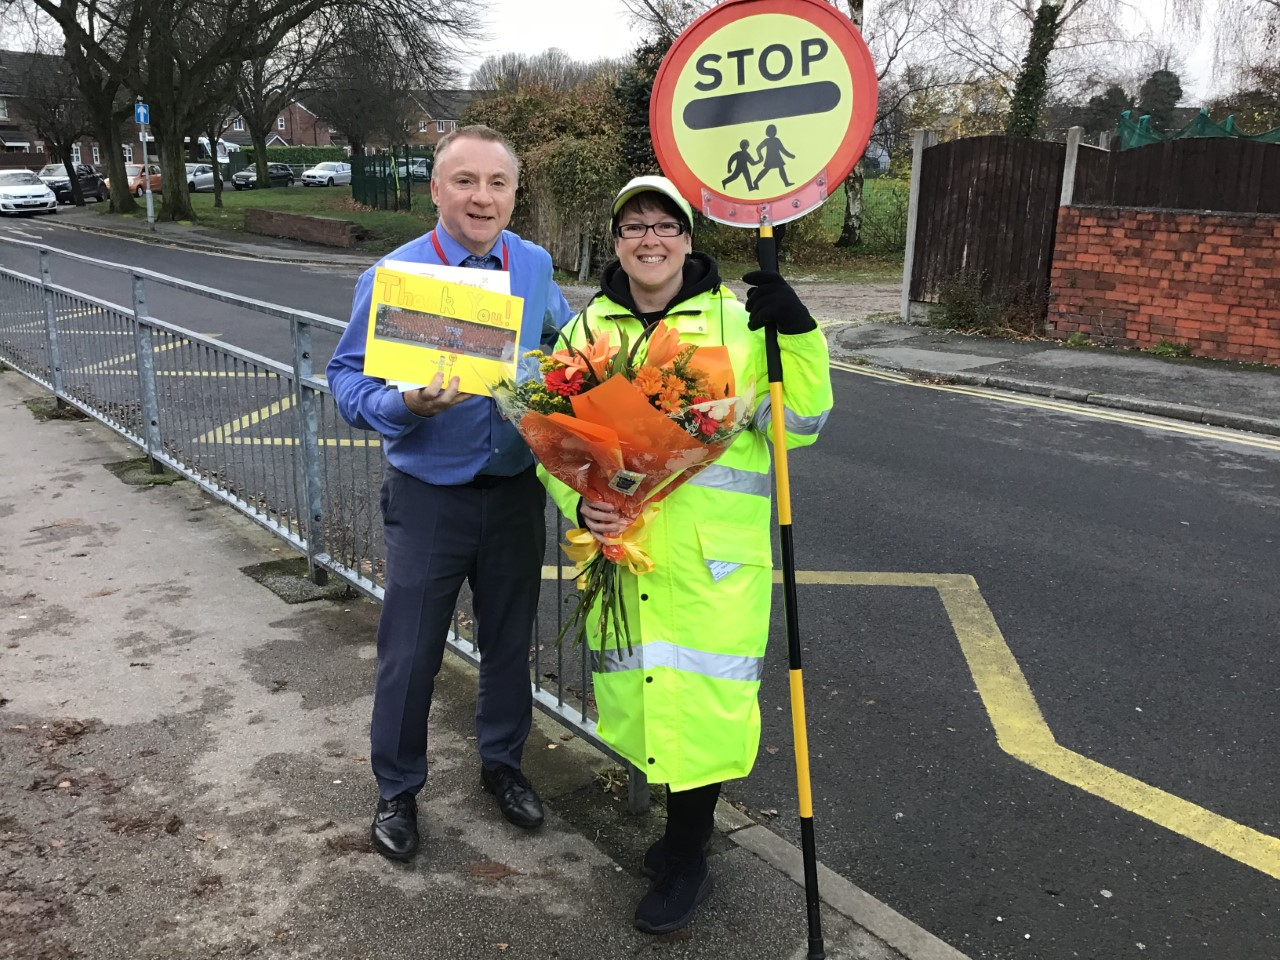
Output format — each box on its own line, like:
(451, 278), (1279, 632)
(433, 124), (521, 184)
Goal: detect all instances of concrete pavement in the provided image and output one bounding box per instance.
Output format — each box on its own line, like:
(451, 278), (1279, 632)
(0, 373), (962, 959)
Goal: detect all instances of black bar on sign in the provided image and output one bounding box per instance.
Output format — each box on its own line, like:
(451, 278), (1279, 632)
(682, 81), (841, 130)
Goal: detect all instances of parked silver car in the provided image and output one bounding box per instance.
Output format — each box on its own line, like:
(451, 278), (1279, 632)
(185, 163), (219, 192)
(301, 161), (351, 187)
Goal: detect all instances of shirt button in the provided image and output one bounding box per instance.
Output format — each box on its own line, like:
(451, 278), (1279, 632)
(645, 676), (653, 683)
(640, 593), (649, 601)
(647, 757), (655, 765)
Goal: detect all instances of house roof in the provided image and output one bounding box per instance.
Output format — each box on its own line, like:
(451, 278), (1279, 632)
(0, 48), (58, 97)
(411, 89), (482, 121)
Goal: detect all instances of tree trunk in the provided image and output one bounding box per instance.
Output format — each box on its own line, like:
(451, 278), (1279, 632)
(578, 232), (592, 283)
(84, 107), (135, 214)
(60, 154), (85, 207)
(835, 164), (865, 247)
(1006, 2), (1064, 138)
(207, 126), (225, 209)
(155, 122), (196, 221)
(249, 126), (271, 190)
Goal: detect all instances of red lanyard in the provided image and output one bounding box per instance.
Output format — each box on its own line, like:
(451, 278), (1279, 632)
(430, 230), (509, 270)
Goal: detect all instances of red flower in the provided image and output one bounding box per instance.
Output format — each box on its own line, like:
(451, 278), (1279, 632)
(697, 415), (718, 436)
(545, 367), (584, 397)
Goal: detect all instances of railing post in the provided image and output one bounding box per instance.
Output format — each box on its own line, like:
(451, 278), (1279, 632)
(38, 250), (66, 404)
(901, 128), (939, 323)
(628, 764), (650, 814)
(131, 274), (165, 474)
(1060, 125), (1084, 208)
(291, 317), (329, 586)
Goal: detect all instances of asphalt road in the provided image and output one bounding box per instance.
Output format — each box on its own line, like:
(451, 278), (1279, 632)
(2, 223), (1277, 960)
(738, 371), (1280, 960)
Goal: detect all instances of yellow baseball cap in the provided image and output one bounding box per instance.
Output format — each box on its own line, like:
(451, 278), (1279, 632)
(611, 175), (694, 230)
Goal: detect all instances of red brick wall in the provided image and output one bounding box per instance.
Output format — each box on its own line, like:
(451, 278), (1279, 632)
(1048, 207), (1280, 364)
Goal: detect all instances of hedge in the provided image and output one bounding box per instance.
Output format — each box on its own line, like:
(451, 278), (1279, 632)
(239, 146), (349, 166)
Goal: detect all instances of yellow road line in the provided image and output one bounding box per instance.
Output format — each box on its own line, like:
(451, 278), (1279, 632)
(207, 436), (380, 447)
(798, 570), (1280, 879)
(830, 360), (1280, 452)
(195, 395), (294, 444)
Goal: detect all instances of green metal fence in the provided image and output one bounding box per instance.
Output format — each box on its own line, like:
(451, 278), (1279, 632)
(351, 145), (434, 211)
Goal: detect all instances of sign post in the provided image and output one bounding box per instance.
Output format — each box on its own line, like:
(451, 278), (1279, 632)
(650, 3), (877, 958)
(134, 99), (155, 231)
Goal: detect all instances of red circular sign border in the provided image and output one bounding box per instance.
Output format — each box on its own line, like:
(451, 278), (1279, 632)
(650, 0), (878, 226)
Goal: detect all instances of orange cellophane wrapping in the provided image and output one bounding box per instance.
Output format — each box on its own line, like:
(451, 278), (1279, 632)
(518, 373), (739, 523)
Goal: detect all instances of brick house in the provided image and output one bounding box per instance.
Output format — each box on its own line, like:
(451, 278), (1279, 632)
(0, 48), (148, 170)
(224, 100), (336, 149)
(404, 90), (482, 148)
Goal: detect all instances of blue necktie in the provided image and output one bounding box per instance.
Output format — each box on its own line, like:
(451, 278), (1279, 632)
(461, 254), (500, 270)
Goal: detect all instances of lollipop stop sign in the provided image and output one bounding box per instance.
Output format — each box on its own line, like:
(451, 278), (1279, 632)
(650, 0), (878, 227)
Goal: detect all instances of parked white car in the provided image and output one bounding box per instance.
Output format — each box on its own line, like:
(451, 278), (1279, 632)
(0, 170), (57, 215)
(185, 163), (218, 192)
(301, 161), (351, 187)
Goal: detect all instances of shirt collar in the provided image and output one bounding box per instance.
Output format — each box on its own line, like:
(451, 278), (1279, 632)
(433, 224), (502, 267)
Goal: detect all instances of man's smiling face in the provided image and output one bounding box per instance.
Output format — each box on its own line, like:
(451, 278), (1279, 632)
(430, 136), (518, 257)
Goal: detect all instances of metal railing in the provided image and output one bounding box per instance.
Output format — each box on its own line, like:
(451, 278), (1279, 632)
(0, 236), (648, 811)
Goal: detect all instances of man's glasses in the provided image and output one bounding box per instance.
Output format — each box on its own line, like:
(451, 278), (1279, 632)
(615, 221), (686, 239)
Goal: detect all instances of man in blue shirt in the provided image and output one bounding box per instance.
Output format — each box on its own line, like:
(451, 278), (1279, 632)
(327, 125), (572, 862)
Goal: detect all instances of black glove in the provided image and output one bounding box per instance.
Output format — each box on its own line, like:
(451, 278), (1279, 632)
(743, 270), (816, 335)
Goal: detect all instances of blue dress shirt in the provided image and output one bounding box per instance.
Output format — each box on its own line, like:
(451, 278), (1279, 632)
(326, 227), (573, 485)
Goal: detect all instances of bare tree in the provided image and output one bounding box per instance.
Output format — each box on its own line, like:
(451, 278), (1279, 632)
(20, 0), (481, 220)
(471, 48), (622, 93)
(14, 44), (94, 202)
(236, 19), (332, 187)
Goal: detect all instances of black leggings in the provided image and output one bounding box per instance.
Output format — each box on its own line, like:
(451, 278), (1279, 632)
(664, 782), (721, 858)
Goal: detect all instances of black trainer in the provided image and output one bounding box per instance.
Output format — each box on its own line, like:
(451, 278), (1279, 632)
(633, 853), (713, 935)
(370, 792), (418, 861)
(641, 837), (667, 879)
(481, 764), (545, 829)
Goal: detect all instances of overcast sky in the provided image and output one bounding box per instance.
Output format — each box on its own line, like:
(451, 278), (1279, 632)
(461, 0), (1221, 98)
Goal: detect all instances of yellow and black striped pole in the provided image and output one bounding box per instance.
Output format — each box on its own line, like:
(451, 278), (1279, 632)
(757, 224), (825, 960)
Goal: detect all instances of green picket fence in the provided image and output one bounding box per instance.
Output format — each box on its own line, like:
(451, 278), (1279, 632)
(351, 146), (434, 212)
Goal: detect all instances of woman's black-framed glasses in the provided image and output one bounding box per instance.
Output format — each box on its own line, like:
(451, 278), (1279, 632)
(614, 221), (687, 239)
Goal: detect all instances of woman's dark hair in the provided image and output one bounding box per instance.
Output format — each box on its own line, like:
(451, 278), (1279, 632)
(612, 191), (691, 234)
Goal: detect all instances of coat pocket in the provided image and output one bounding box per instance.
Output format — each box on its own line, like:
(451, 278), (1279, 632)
(695, 521), (772, 581)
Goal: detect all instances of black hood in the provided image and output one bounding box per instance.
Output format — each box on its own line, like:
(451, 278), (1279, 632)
(597, 252), (722, 323)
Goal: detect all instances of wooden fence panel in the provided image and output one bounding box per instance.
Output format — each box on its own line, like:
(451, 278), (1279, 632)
(1076, 139), (1280, 213)
(908, 135), (1065, 304)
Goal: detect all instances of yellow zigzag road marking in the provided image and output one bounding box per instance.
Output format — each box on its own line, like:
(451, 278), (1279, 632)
(207, 436), (380, 447)
(69, 333), (222, 376)
(809, 570), (1280, 880)
(196, 396), (293, 444)
(830, 359), (1280, 452)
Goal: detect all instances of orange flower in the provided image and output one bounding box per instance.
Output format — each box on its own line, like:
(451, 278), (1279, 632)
(643, 321), (684, 368)
(632, 365), (664, 396)
(552, 332), (617, 379)
(657, 377), (686, 413)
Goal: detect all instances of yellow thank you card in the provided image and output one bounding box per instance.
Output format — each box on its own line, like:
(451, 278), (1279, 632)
(363, 267), (525, 395)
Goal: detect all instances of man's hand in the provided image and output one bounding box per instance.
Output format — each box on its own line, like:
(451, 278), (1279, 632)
(580, 499), (627, 539)
(402, 373), (470, 417)
(742, 270), (817, 335)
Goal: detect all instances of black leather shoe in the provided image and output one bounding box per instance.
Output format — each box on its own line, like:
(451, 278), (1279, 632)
(481, 764), (544, 829)
(634, 853), (713, 935)
(370, 792), (418, 861)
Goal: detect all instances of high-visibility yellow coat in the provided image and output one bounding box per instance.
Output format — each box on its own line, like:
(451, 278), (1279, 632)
(541, 278), (832, 791)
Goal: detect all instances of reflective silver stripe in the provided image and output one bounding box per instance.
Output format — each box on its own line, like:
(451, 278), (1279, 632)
(593, 640), (764, 682)
(688, 463), (771, 498)
(752, 397), (830, 436)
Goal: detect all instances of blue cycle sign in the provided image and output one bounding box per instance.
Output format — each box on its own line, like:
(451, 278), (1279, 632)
(134, 102), (149, 126)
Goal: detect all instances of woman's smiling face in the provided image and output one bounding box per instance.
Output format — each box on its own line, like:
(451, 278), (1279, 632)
(614, 195), (692, 305)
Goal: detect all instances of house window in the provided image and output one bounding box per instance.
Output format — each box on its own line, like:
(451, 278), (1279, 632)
(277, 117), (285, 130)
(35, 142), (44, 153)
(419, 120), (427, 132)
(71, 144), (81, 164)
(122, 144), (133, 161)
(0, 98), (7, 120)
(436, 120), (447, 133)
(450, 120), (457, 132)
(233, 118), (243, 131)
(92, 143), (100, 164)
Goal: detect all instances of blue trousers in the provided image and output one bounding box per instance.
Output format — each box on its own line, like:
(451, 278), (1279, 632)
(370, 464), (546, 799)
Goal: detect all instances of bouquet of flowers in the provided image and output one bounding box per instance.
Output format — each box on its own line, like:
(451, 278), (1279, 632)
(490, 321), (753, 652)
